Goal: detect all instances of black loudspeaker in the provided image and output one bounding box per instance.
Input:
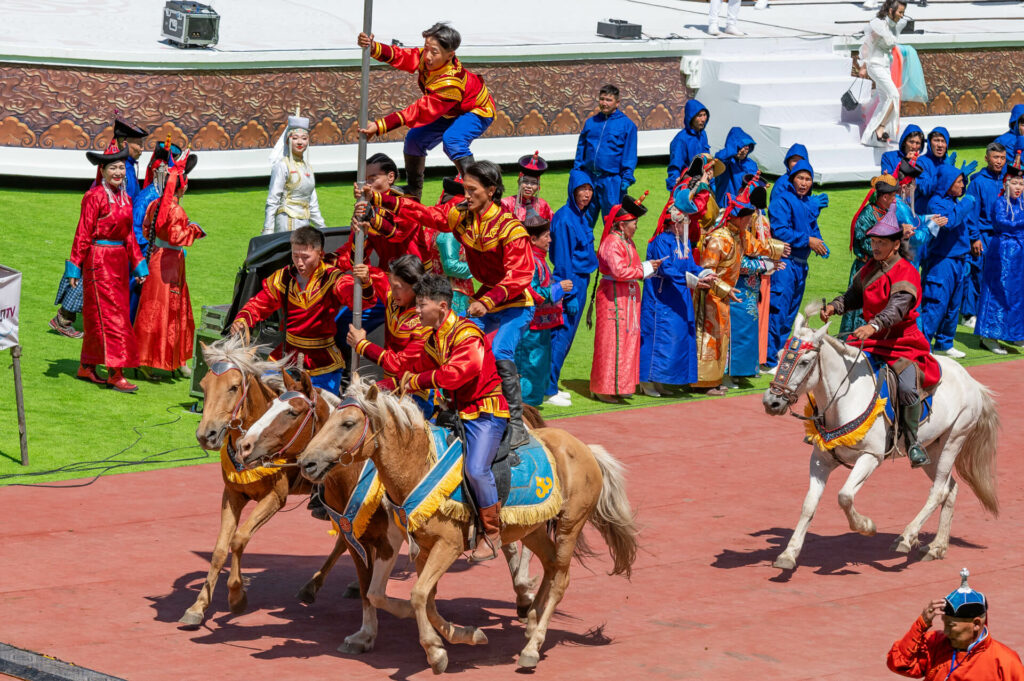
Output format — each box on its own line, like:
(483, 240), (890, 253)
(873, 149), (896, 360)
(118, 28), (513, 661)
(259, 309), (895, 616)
(162, 1), (220, 48)
(597, 19), (642, 40)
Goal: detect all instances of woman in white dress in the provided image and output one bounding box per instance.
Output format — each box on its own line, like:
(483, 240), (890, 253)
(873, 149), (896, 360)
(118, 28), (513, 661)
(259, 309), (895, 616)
(263, 113), (327, 234)
(859, 0), (909, 147)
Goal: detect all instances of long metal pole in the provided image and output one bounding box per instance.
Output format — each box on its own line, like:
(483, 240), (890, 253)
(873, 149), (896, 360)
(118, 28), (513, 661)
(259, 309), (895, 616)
(350, 0), (373, 374)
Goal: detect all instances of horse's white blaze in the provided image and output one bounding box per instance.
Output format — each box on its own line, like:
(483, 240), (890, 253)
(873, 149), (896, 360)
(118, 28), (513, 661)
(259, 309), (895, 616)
(241, 399), (291, 445)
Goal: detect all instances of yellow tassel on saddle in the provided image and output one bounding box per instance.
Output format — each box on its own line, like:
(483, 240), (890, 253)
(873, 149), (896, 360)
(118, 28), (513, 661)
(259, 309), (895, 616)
(804, 393), (887, 451)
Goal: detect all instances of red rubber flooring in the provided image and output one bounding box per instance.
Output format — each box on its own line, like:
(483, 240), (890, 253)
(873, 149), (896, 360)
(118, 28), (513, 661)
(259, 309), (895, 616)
(2, 361), (1023, 680)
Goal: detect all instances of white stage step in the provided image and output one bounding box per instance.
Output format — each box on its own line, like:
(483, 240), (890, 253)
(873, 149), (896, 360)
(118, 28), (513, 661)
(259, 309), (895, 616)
(696, 36), (881, 183)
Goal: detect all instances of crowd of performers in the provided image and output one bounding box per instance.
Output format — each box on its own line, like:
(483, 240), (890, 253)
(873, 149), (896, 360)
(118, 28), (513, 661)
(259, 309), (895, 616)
(54, 22), (1024, 555)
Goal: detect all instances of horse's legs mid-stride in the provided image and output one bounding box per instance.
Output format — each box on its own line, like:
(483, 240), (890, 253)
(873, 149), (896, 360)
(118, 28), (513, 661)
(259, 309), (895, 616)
(297, 534), (347, 604)
(502, 542), (538, 618)
(923, 477), (959, 561)
(837, 453), (881, 536)
(226, 487), (287, 613)
(179, 489), (246, 627)
(892, 426), (962, 555)
(518, 522), (579, 669)
(773, 449), (836, 570)
(411, 538), (485, 675)
(364, 520), (415, 621)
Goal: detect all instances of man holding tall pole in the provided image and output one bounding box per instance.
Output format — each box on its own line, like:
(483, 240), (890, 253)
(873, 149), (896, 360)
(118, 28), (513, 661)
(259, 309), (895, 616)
(349, 0), (374, 374)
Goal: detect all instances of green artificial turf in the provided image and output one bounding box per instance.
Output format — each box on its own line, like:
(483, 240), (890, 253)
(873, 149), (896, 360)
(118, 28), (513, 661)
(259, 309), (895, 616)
(1, 144), (1018, 483)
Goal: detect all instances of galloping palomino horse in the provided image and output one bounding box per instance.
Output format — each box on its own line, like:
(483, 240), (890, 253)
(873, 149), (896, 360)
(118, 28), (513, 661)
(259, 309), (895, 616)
(762, 304), (999, 570)
(181, 336), (346, 627)
(233, 372), (548, 653)
(297, 379), (638, 673)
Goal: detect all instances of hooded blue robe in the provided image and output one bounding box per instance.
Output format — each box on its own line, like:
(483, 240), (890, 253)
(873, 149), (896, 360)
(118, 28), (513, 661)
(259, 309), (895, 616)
(881, 124), (926, 176)
(916, 127), (953, 213)
(961, 163), (1007, 319)
(919, 165), (978, 350)
(769, 143), (807, 204)
(766, 160), (825, 365)
(639, 229), (705, 385)
(976, 192), (1024, 342)
(547, 170), (600, 396)
(666, 99), (710, 191)
(574, 108), (638, 218)
(714, 127), (758, 207)
(993, 104), (1024, 163)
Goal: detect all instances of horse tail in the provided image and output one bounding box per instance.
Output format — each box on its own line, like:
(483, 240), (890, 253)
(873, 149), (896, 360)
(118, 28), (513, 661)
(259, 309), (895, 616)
(583, 444), (639, 579)
(954, 382), (1000, 516)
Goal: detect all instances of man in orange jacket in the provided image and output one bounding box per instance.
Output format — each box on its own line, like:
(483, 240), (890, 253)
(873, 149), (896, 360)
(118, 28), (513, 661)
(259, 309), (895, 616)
(887, 569), (1024, 680)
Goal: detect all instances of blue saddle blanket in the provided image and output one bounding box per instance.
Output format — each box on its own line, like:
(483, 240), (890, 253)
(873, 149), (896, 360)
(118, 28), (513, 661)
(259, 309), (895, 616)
(426, 424), (558, 509)
(870, 360), (937, 424)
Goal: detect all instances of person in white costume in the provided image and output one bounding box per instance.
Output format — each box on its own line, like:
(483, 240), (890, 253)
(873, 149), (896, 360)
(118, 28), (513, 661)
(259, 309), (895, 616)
(859, 0), (909, 147)
(708, 0), (745, 36)
(263, 112), (326, 235)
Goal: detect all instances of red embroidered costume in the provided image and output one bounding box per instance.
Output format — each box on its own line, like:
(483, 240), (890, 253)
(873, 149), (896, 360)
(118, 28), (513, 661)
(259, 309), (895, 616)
(403, 310), (508, 420)
(233, 262), (376, 376)
(134, 155), (204, 371)
(887, 616), (1024, 680)
(368, 42), (496, 136)
(353, 283), (431, 396)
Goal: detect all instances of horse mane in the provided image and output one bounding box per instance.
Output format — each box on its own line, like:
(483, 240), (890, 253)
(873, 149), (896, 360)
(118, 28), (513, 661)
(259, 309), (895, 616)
(344, 375), (426, 434)
(201, 335), (288, 389)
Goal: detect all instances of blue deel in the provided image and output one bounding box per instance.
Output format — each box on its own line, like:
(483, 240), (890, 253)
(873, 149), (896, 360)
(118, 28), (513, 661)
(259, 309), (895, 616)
(919, 256), (967, 351)
(766, 256), (810, 367)
(129, 182), (160, 323)
(925, 165), (978, 265)
(962, 165), (1006, 318)
(976, 194), (1024, 342)
(993, 104), (1024, 162)
(880, 124), (925, 176)
(574, 108), (638, 212)
(665, 99), (710, 191)
(639, 232), (704, 385)
(714, 126), (758, 207)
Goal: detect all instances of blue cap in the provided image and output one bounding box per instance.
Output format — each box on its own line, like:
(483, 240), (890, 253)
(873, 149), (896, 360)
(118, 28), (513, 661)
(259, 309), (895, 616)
(944, 568), (987, 619)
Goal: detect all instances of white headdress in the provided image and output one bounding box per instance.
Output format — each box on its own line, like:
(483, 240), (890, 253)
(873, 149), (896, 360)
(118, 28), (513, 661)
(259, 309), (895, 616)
(269, 109), (311, 165)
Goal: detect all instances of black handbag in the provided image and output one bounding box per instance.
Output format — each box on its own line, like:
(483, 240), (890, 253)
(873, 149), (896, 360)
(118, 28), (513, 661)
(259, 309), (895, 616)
(841, 80), (860, 111)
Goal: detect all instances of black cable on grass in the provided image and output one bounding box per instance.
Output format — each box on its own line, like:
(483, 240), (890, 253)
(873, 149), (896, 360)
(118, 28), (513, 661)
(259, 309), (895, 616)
(0, 405), (212, 488)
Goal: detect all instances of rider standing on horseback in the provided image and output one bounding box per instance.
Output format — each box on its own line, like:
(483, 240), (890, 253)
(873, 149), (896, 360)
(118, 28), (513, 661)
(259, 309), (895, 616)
(820, 205), (941, 468)
(401, 273), (510, 563)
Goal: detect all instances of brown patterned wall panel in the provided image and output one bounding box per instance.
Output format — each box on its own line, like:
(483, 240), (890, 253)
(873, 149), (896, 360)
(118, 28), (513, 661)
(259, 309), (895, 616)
(852, 46), (1024, 120)
(0, 57), (690, 151)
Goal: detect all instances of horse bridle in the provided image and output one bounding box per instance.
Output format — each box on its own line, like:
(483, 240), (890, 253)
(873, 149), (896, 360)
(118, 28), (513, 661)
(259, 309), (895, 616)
(331, 396), (377, 468)
(210, 361), (250, 435)
(768, 334), (866, 424)
(252, 389), (321, 468)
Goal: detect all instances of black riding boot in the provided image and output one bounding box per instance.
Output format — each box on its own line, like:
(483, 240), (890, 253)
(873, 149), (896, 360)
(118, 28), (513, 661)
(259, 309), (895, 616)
(452, 154), (475, 179)
(495, 359), (529, 448)
(403, 153), (426, 200)
(901, 400), (930, 468)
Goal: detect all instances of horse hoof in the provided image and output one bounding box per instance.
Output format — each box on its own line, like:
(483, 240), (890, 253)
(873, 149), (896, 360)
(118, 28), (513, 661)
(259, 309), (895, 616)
(178, 611), (203, 629)
(296, 583), (317, 604)
(772, 555), (796, 571)
(343, 581), (361, 600)
(516, 602), (532, 619)
(891, 539), (912, 555)
(428, 649), (448, 675)
(919, 546), (946, 562)
(518, 651), (540, 669)
(229, 592), (248, 614)
(471, 628), (488, 646)
(338, 638), (372, 655)
(858, 520), (877, 537)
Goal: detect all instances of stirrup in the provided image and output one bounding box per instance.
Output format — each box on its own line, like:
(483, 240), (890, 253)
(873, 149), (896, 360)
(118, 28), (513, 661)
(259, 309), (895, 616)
(908, 443), (931, 468)
(468, 532), (501, 563)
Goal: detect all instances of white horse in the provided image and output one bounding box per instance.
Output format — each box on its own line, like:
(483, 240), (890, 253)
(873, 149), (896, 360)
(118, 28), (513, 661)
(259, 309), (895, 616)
(761, 304), (999, 570)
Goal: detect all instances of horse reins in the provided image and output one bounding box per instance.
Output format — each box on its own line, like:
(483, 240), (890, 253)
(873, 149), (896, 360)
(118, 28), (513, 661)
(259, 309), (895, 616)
(768, 334), (867, 425)
(260, 389), (321, 467)
(210, 361), (250, 435)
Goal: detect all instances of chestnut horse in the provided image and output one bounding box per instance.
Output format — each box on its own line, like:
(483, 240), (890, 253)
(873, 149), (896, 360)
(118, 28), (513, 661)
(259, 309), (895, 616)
(234, 375), (547, 653)
(180, 336), (345, 628)
(298, 379), (639, 673)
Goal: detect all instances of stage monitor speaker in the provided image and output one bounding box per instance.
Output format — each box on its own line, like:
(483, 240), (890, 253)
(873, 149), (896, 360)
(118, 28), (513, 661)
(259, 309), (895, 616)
(597, 19), (642, 40)
(162, 1), (220, 49)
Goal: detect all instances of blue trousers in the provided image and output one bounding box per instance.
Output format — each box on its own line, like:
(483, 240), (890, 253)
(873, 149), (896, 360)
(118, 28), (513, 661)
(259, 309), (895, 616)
(404, 113), (492, 161)
(310, 369), (343, 396)
(547, 272), (590, 396)
(766, 256), (809, 367)
(920, 256), (966, 351)
(462, 412), (507, 508)
(591, 174), (625, 221)
(960, 232), (990, 319)
(335, 300), (388, 370)
(479, 305), (534, 362)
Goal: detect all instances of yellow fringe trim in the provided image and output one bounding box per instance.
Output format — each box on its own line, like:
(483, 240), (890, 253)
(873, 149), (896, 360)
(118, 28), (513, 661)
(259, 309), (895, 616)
(433, 441), (564, 528)
(804, 393), (887, 451)
(219, 447), (286, 486)
(405, 458), (465, 535)
(352, 475), (385, 539)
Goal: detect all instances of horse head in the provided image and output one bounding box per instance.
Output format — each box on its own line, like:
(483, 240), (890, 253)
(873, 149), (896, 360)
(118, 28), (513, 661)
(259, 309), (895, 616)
(235, 370), (326, 469)
(194, 336), (277, 451)
(299, 378), (380, 483)
(763, 304), (832, 416)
